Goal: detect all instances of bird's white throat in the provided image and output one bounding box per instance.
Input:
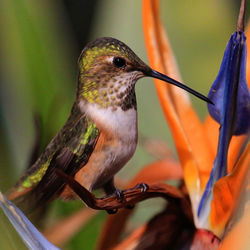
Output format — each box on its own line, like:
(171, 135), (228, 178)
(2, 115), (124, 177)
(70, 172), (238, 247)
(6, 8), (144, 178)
(79, 100), (138, 141)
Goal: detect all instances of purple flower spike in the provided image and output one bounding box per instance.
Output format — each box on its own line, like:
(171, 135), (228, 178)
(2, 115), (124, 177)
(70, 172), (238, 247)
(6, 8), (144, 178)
(198, 31), (250, 217)
(208, 31), (250, 135)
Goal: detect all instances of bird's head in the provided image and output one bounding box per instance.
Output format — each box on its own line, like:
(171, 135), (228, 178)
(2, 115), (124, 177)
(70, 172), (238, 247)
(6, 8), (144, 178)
(77, 37), (211, 110)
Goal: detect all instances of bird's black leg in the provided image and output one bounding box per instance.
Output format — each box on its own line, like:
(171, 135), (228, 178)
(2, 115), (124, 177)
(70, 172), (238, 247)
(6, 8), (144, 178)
(103, 178), (123, 214)
(103, 178), (124, 200)
(103, 178), (136, 214)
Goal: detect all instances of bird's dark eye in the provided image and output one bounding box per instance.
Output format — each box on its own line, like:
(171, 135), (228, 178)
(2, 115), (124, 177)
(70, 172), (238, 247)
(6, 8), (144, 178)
(113, 57), (126, 68)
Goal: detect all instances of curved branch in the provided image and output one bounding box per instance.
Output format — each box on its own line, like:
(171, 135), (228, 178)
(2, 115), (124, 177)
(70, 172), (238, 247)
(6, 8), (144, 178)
(55, 169), (183, 212)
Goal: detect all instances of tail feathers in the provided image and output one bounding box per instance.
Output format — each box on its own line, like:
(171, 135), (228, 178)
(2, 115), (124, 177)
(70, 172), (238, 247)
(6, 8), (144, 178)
(6, 187), (36, 213)
(7, 187), (32, 201)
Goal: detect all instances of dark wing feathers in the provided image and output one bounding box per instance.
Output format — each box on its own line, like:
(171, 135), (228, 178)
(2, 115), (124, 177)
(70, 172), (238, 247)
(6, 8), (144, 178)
(10, 103), (100, 209)
(30, 129), (99, 207)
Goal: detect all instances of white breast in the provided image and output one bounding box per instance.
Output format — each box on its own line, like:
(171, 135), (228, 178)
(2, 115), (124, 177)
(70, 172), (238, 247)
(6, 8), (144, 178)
(78, 101), (138, 189)
(81, 101), (138, 142)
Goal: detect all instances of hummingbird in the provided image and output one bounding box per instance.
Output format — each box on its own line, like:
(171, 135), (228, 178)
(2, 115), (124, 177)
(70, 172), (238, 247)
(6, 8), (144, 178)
(7, 37), (211, 209)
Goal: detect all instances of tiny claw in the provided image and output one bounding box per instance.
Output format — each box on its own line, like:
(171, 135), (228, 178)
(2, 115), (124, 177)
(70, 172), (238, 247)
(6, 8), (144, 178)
(135, 183), (149, 192)
(106, 208), (118, 214)
(114, 189), (124, 202)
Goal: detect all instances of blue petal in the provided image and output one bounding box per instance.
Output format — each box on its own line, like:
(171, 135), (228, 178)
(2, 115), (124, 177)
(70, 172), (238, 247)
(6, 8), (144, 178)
(198, 31), (250, 217)
(0, 191), (60, 250)
(207, 31), (250, 135)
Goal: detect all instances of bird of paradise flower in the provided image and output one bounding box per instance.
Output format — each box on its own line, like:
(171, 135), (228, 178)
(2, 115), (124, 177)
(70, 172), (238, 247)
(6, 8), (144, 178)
(96, 0), (250, 249)
(0, 0), (249, 249)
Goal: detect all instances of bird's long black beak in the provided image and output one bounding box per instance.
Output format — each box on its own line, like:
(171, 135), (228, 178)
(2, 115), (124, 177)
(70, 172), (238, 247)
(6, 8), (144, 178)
(147, 69), (213, 104)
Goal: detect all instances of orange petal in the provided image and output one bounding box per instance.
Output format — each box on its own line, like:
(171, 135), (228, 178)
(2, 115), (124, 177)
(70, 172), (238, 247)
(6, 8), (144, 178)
(113, 225), (146, 250)
(203, 116), (248, 173)
(44, 208), (98, 246)
(209, 143), (250, 237)
(128, 159), (183, 185)
(219, 206), (250, 250)
(143, 0), (214, 214)
(203, 115), (219, 159)
(227, 134), (249, 173)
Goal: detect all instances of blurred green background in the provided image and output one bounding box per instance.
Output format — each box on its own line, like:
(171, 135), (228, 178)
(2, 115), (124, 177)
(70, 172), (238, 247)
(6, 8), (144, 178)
(0, 0), (247, 249)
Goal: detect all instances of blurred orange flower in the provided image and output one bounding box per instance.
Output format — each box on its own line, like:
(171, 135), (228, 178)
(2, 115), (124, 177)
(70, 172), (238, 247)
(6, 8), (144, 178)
(97, 1), (250, 249)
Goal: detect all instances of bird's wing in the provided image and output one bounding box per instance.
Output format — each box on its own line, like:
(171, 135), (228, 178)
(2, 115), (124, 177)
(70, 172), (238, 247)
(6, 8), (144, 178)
(8, 104), (100, 208)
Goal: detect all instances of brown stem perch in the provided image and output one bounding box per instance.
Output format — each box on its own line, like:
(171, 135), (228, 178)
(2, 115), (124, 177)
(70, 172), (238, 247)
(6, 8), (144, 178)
(237, 0), (246, 31)
(55, 169), (183, 212)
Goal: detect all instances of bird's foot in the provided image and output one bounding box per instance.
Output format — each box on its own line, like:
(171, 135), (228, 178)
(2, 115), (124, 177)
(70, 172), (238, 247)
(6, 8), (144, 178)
(105, 183), (149, 214)
(122, 183), (148, 211)
(105, 189), (124, 214)
(130, 183), (149, 193)
(114, 189), (125, 202)
(137, 183), (149, 192)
